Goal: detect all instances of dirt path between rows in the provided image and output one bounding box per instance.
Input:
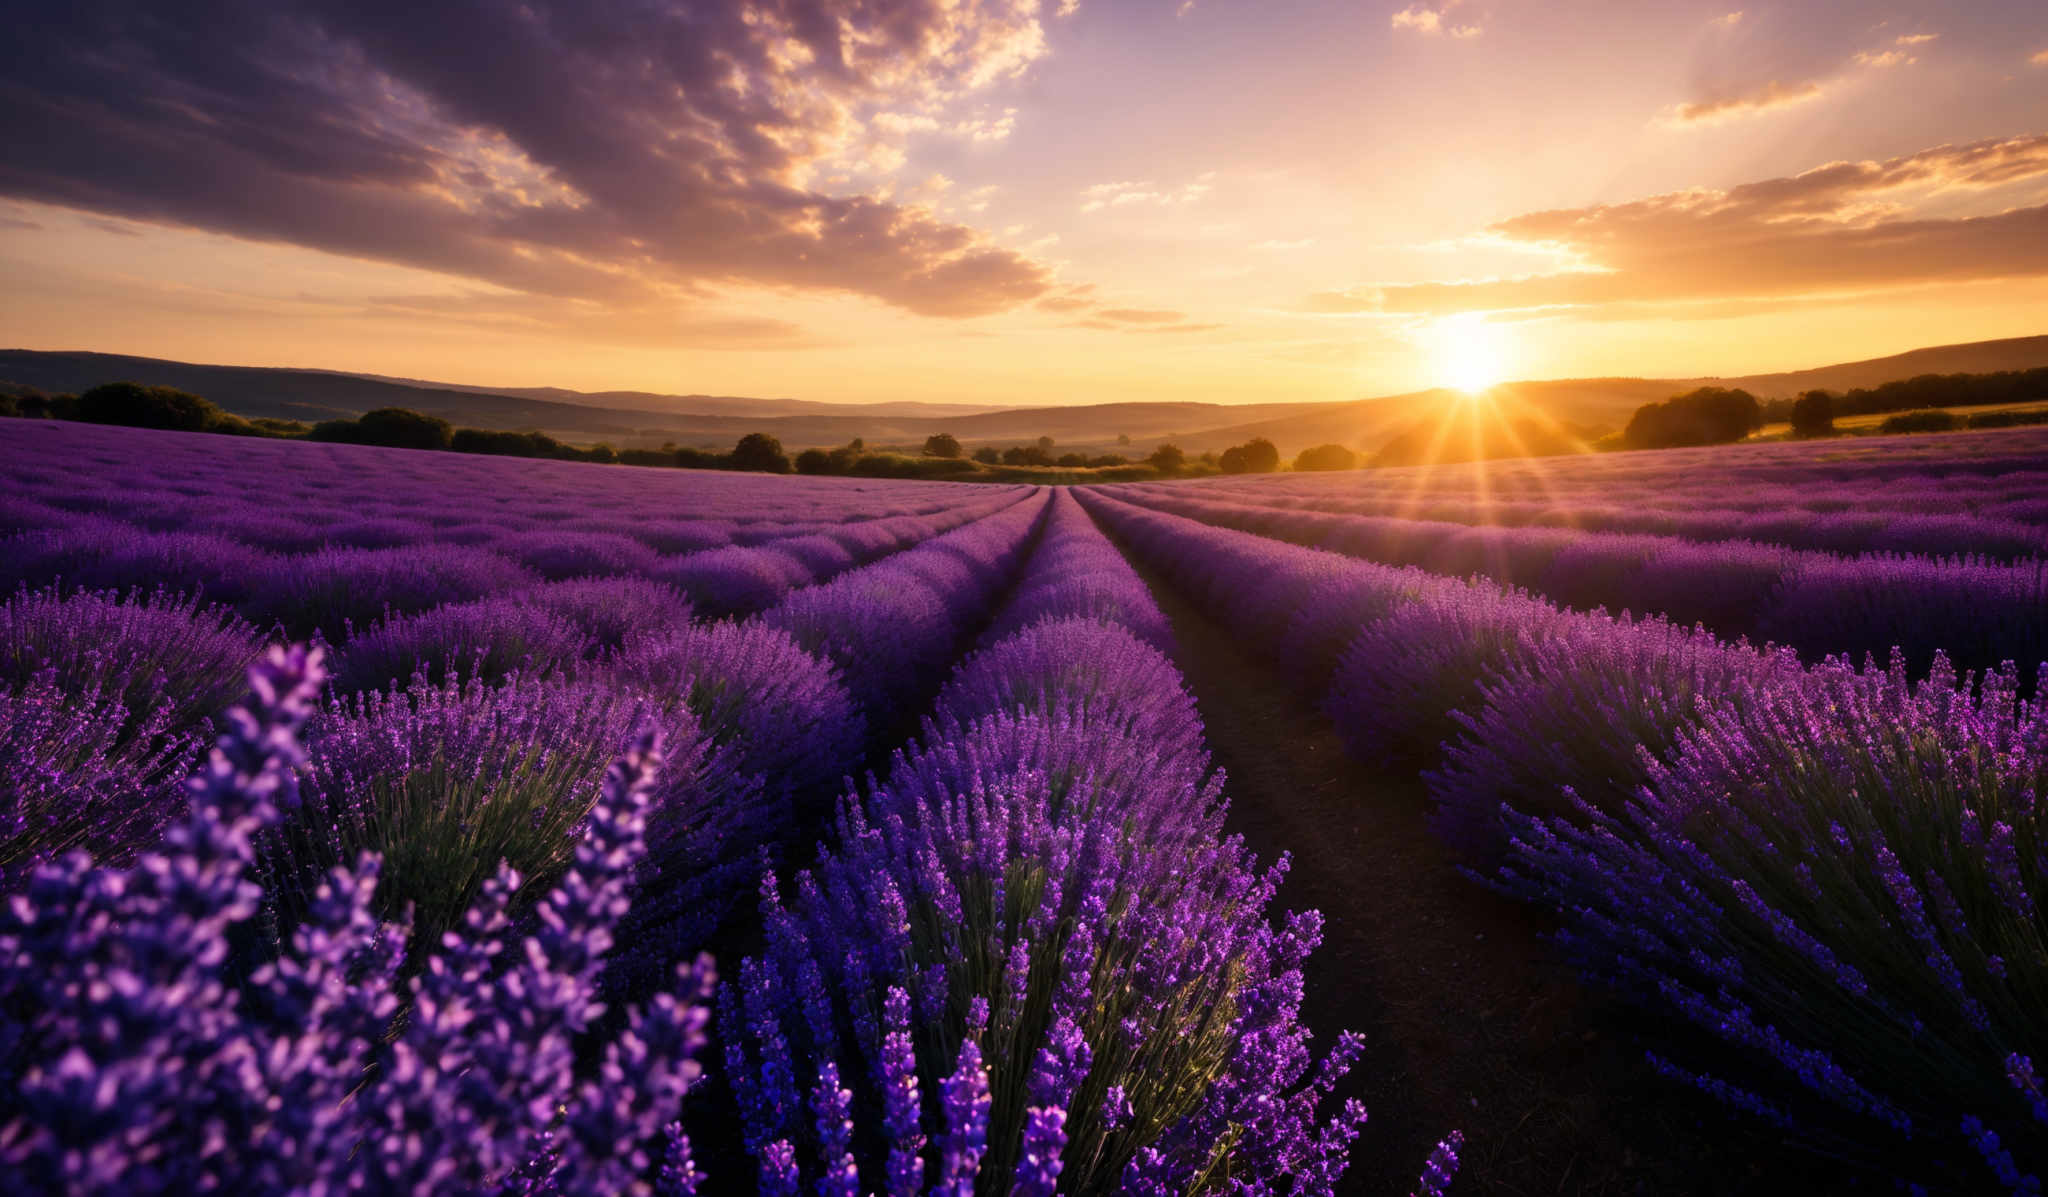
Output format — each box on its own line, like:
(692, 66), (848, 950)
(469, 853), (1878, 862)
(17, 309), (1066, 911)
(1132, 564), (1827, 1197)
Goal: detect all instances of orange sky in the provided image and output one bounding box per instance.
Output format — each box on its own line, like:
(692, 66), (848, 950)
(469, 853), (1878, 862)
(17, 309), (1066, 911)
(2, 1), (2045, 406)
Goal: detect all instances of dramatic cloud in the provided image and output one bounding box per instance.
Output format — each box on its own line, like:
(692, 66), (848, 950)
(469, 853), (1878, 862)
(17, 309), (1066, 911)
(1311, 134), (2048, 315)
(0, 0), (1070, 319)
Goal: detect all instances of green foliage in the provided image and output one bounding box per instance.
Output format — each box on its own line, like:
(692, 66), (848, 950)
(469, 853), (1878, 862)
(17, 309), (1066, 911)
(922, 432), (963, 458)
(1293, 443), (1358, 471)
(1965, 408), (2048, 430)
(1879, 408), (1959, 435)
(75, 382), (226, 432)
(794, 447), (834, 474)
(1789, 390), (1835, 438)
(1622, 386), (1762, 450)
(1218, 437), (1280, 475)
(729, 431), (792, 473)
(1147, 443), (1186, 473)
(972, 446), (1002, 464)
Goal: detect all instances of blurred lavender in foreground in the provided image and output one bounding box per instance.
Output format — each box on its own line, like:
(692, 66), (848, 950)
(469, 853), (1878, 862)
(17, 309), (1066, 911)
(0, 646), (715, 1195)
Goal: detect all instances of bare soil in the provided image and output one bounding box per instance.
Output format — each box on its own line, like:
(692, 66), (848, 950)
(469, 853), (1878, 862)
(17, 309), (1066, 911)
(1132, 563), (1844, 1196)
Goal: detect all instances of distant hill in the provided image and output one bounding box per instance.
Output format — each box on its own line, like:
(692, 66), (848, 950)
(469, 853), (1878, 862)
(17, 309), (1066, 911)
(4, 334), (2044, 459)
(1710, 336), (2048, 398)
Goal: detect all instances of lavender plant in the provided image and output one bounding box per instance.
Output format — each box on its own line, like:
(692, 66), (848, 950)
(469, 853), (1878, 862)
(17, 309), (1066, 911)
(0, 645), (718, 1194)
(330, 596), (597, 694)
(1426, 614), (1804, 865)
(278, 673), (748, 961)
(1497, 652), (2048, 1191)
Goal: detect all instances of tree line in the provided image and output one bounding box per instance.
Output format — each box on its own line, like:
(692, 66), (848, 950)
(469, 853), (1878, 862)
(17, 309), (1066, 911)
(1620, 366), (2048, 450)
(4, 381), (1369, 480)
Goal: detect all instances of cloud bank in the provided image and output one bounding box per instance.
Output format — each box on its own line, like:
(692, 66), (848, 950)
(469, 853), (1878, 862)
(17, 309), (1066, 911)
(1310, 134), (2048, 315)
(0, 0), (1075, 318)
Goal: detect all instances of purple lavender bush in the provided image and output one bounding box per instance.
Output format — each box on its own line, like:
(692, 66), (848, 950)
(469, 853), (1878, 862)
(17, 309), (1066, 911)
(278, 673), (750, 961)
(731, 762), (1373, 1196)
(1323, 585), (1571, 765)
(329, 596), (597, 694)
(983, 492), (1175, 652)
(933, 617), (1207, 777)
(1497, 652), (2048, 1192)
(0, 585), (265, 747)
(514, 575), (695, 650)
(1426, 614), (1805, 866)
(607, 619), (864, 806)
(1, 586), (266, 882)
(247, 544), (539, 639)
(0, 646), (717, 1194)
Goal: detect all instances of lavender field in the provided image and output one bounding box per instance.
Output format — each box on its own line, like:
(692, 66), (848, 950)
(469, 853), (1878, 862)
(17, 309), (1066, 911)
(3, 417), (2045, 1194)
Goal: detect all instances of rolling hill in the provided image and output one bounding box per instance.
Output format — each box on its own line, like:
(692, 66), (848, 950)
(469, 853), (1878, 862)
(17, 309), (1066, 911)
(4, 334), (2045, 460)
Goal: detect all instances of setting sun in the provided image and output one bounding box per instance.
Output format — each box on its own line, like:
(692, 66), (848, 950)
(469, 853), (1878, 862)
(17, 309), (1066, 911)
(1425, 314), (1511, 394)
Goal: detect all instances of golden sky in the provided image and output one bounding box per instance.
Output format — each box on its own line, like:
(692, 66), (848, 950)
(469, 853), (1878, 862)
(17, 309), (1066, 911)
(2, 1), (2045, 406)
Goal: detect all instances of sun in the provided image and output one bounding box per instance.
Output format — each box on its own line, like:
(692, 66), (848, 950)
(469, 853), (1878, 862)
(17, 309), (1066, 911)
(1424, 313), (1510, 394)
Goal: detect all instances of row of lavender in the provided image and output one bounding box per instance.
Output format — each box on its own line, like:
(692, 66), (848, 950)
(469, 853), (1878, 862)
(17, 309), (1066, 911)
(0, 419), (1033, 634)
(1116, 487), (2048, 682)
(0, 459), (1053, 1190)
(1179, 423), (2048, 557)
(1077, 488), (2046, 1193)
(1173, 479), (2048, 561)
(721, 491), (1445, 1192)
(0, 477), (1443, 1192)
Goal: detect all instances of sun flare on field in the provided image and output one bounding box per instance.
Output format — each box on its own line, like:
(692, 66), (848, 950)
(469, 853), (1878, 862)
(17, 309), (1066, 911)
(1425, 313), (1511, 394)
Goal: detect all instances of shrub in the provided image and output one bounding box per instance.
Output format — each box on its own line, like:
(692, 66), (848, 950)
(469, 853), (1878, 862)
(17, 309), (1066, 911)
(1219, 438), (1281, 475)
(1622, 387), (1762, 449)
(329, 597), (595, 694)
(1324, 585), (1571, 765)
(0, 585), (265, 749)
(1294, 443), (1358, 471)
(923, 433), (962, 459)
(513, 576), (694, 650)
(248, 544), (538, 640)
(730, 432), (792, 474)
(1426, 615), (1802, 865)
(1790, 390), (1835, 438)
(0, 645), (718, 1194)
(794, 447), (833, 474)
(73, 381), (226, 432)
(731, 743), (1376, 1195)
(1498, 653), (2048, 1193)
(282, 673), (737, 958)
(355, 407), (455, 451)
(1146, 443), (1186, 473)
(1880, 409), (1960, 435)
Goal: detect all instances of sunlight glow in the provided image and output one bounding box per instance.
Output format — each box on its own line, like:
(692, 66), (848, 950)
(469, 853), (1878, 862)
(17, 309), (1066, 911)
(1424, 313), (1511, 394)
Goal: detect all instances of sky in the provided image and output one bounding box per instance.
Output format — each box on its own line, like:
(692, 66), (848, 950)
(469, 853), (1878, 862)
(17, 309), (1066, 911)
(2, 0), (2046, 407)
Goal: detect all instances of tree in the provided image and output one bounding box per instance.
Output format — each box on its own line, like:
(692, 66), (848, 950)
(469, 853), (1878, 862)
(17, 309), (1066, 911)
(730, 432), (792, 473)
(354, 407), (454, 451)
(1036, 435), (1054, 453)
(1790, 390), (1835, 439)
(971, 446), (1001, 464)
(921, 433), (962, 458)
(1219, 437), (1279, 474)
(1621, 387), (1762, 450)
(1147, 443), (1185, 473)
(1294, 443), (1358, 471)
(1116, 433), (1131, 446)
(1055, 453), (1088, 468)
(795, 447), (833, 474)
(75, 382), (224, 431)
